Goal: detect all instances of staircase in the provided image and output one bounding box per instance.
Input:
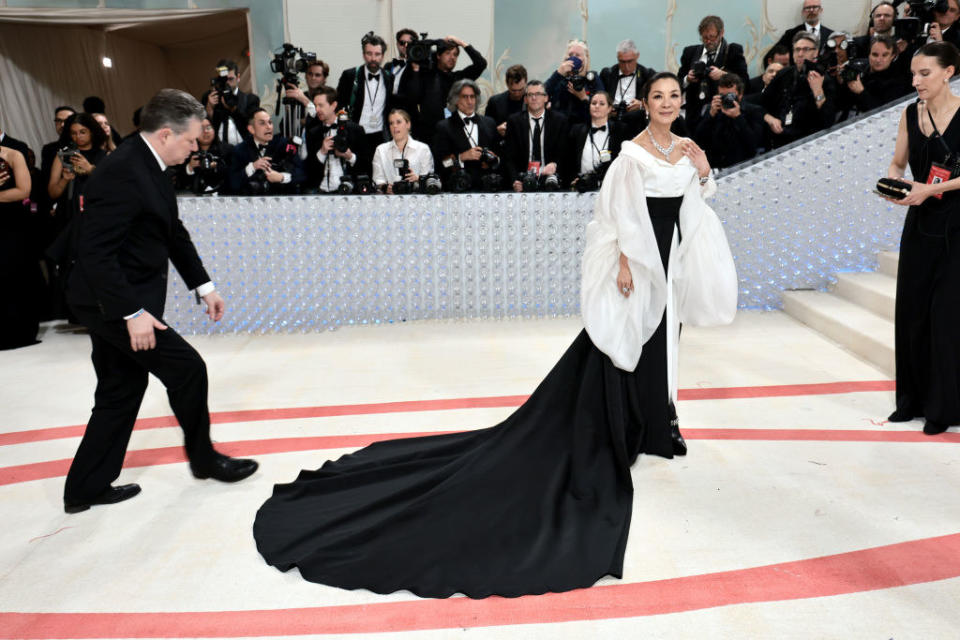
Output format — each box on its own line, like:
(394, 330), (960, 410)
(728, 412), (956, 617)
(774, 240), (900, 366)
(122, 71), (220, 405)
(781, 251), (898, 377)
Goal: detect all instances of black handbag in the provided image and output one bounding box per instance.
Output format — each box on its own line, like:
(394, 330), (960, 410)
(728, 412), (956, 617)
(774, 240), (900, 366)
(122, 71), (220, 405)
(875, 177), (912, 200)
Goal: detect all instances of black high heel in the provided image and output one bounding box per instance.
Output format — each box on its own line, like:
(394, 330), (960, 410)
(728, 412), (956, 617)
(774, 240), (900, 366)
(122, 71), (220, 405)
(670, 417), (687, 456)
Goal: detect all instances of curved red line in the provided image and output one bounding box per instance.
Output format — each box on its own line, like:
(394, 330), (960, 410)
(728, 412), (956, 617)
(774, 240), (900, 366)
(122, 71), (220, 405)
(2, 532), (958, 637)
(0, 380), (894, 447)
(2, 428), (956, 488)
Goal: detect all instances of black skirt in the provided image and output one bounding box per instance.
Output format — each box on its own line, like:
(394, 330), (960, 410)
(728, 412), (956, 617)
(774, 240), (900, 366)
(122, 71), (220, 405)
(253, 196), (683, 598)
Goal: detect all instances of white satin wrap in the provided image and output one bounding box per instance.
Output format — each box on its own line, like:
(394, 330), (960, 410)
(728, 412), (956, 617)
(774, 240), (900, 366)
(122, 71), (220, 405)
(581, 141), (738, 377)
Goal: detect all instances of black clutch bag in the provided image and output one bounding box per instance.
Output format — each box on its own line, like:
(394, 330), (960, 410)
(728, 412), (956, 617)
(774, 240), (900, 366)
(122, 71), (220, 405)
(875, 177), (912, 200)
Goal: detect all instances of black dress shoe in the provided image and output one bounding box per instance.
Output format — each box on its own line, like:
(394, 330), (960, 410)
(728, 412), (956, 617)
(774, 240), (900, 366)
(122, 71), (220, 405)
(923, 419), (950, 435)
(64, 483), (141, 514)
(191, 453), (259, 482)
(887, 409), (915, 423)
(670, 418), (687, 457)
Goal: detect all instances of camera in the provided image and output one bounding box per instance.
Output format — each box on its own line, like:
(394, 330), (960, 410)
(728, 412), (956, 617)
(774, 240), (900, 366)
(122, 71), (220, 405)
(720, 92), (738, 110)
(691, 61), (708, 81)
(209, 66), (238, 109)
(392, 179), (416, 194)
(393, 157), (410, 177)
(520, 170), (559, 192)
(188, 150), (224, 195)
(447, 165), (473, 192)
(56, 145), (80, 169)
(575, 172), (600, 193)
(419, 173), (442, 194)
(612, 101), (629, 121)
(569, 70), (598, 93)
(407, 32), (446, 70)
(841, 58), (870, 83)
(479, 147), (500, 171)
(799, 59), (826, 79)
(271, 42), (316, 90)
(479, 173), (504, 192)
(337, 174), (375, 195)
(333, 112), (351, 153)
(892, 0), (949, 44)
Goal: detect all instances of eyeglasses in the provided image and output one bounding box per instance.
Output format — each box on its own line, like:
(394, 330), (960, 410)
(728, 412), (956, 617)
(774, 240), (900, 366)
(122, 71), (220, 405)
(803, 5), (821, 11)
(54, 118), (69, 124)
(525, 92), (547, 98)
(398, 39), (413, 45)
(201, 125), (215, 131)
(794, 46), (817, 52)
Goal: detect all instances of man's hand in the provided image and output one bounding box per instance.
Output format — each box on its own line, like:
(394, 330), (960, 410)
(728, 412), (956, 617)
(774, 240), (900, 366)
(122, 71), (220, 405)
(626, 98), (643, 112)
(707, 65), (724, 82)
(126, 311), (167, 351)
(265, 168), (285, 183)
(721, 98), (742, 118)
(847, 76), (865, 95)
(285, 85), (310, 107)
(686, 70), (700, 84)
(202, 291), (225, 322)
(557, 59), (575, 76)
(320, 137), (335, 154)
(188, 154), (201, 170)
(930, 22), (944, 41)
(765, 114), (784, 134)
(709, 95), (723, 117)
(460, 146), (483, 162)
(513, 180), (523, 192)
(0, 168), (10, 187)
(444, 35), (468, 48)
(252, 157), (272, 172)
(206, 91), (220, 113)
(807, 70), (825, 95)
(333, 147), (354, 161)
(405, 172), (420, 183)
(541, 162), (557, 176)
(497, 121), (507, 137)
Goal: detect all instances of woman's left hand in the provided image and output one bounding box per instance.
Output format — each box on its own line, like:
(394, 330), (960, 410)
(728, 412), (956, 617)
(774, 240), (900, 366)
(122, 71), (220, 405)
(566, 81), (588, 101)
(681, 139), (710, 179)
(891, 180), (938, 206)
(71, 154), (93, 175)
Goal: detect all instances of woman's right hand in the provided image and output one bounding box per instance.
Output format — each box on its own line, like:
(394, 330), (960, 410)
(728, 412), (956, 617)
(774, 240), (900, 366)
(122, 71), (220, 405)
(617, 264), (634, 298)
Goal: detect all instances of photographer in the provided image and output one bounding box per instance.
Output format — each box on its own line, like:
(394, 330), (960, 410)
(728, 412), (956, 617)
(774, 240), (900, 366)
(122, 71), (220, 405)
(775, 0), (834, 58)
(227, 108), (304, 195)
(545, 40), (604, 125)
(694, 74), (764, 169)
(175, 117), (228, 194)
(564, 91), (626, 190)
(336, 32), (395, 176)
(305, 87), (365, 194)
(762, 32), (837, 147)
(928, 0), (960, 48)
(48, 113), (108, 224)
(678, 16), (749, 132)
(431, 79), (500, 192)
(401, 35), (487, 144)
(503, 80), (569, 191)
(838, 35), (912, 118)
(745, 62), (784, 104)
(200, 59), (261, 146)
(486, 65), (528, 136)
(599, 39), (656, 138)
(283, 59), (331, 124)
(372, 109), (435, 193)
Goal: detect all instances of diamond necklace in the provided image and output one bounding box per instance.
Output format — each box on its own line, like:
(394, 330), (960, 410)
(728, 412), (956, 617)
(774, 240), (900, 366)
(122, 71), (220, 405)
(646, 128), (676, 161)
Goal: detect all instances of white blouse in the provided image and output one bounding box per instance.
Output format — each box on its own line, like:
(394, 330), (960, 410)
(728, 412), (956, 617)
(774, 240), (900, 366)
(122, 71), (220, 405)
(371, 138), (435, 185)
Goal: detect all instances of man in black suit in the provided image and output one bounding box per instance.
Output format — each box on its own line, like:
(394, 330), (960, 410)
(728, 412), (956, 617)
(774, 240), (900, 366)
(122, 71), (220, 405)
(336, 32), (394, 177)
(503, 80), (569, 190)
(599, 39), (656, 138)
(431, 79), (500, 191)
(694, 73), (764, 169)
(227, 108), (306, 195)
(775, 0), (834, 60)
(304, 87), (366, 193)
(678, 16), (749, 133)
(485, 64), (528, 137)
(63, 89), (258, 514)
(200, 59), (261, 148)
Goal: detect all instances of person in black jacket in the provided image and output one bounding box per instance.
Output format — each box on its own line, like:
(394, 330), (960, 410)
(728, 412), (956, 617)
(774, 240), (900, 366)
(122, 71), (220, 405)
(503, 80), (569, 190)
(599, 39), (656, 138)
(304, 87), (366, 193)
(63, 89), (258, 514)
(564, 91), (627, 189)
(837, 35), (912, 119)
(485, 64), (528, 137)
(174, 117), (229, 194)
(227, 108), (305, 195)
(775, 0), (834, 59)
(200, 59), (260, 147)
(678, 16), (750, 133)
(694, 73), (764, 169)
(336, 32), (395, 176)
(544, 39), (604, 125)
(431, 79), (500, 191)
(929, 0), (960, 49)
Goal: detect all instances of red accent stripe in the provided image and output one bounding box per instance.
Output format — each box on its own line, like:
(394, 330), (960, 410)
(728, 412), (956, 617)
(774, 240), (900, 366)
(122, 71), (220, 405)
(2, 428), (956, 488)
(2, 532), (958, 637)
(0, 381), (894, 447)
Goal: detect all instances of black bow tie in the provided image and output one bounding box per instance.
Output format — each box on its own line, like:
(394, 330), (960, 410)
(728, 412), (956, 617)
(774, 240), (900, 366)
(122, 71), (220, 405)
(257, 143), (267, 153)
(591, 125), (607, 133)
(462, 115), (476, 124)
(620, 73), (633, 80)
(393, 59), (405, 68)
(368, 73), (380, 81)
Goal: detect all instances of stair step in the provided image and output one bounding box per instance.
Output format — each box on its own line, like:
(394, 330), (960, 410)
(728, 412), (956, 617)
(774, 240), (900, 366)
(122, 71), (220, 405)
(781, 290), (894, 376)
(831, 271), (896, 321)
(878, 251), (899, 278)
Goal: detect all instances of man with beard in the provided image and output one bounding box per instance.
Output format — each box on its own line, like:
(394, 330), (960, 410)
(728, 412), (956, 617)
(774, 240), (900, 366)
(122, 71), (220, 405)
(678, 16), (749, 132)
(336, 32), (394, 176)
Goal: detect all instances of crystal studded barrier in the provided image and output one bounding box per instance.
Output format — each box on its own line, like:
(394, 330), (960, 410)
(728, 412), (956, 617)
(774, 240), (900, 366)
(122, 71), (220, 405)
(166, 100), (911, 335)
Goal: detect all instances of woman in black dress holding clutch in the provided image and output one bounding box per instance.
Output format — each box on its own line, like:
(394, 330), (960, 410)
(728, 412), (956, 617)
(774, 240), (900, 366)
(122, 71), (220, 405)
(885, 42), (960, 435)
(254, 73), (738, 598)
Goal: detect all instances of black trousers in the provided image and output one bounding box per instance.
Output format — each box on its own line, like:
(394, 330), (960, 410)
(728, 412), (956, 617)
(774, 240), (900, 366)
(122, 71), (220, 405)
(64, 305), (216, 502)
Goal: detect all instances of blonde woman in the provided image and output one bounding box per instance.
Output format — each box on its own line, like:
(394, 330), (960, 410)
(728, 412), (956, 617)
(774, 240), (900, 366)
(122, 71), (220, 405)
(545, 39), (604, 124)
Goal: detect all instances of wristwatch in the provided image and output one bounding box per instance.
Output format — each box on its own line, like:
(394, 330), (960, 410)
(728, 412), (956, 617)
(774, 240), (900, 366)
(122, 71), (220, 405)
(699, 175), (710, 185)
(815, 94), (826, 102)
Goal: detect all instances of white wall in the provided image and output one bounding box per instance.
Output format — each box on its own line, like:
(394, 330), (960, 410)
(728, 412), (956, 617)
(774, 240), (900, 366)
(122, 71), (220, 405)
(767, 0), (873, 41)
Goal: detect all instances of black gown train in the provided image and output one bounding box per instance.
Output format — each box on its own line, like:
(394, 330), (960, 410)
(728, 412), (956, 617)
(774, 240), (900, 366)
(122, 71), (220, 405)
(253, 197), (683, 599)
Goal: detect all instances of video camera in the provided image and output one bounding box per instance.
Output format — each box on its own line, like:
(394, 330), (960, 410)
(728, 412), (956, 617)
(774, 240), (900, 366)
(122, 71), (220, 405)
(56, 144), (80, 171)
(271, 42), (317, 90)
(893, 0), (950, 45)
(209, 66), (237, 109)
(841, 58), (871, 83)
(407, 32), (448, 71)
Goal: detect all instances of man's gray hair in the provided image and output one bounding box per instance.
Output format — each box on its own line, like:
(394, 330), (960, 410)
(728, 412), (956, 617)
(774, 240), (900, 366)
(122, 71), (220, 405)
(447, 79), (481, 112)
(140, 88), (206, 134)
(792, 30), (819, 50)
(616, 39), (638, 56)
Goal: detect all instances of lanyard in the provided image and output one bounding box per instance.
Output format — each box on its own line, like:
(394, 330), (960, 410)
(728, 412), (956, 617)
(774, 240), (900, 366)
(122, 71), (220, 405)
(364, 73), (382, 110)
(616, 74), (636, 103)
(463, 121), (477, 147)
(588, 128), (608, 169)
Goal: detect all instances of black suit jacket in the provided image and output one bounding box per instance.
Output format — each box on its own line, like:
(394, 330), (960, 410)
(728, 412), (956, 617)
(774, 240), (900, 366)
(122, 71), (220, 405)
(402, 45), (488, 142)
(678, 41), (749, 129)
(66, 135), (209, 320)
(503, 109), (569, 181)
(563, 120), (627, 185)
(304, 119), (366, 189)
(336, 66), (394, 132)
(485, 91), (525, 126)
(227, 136), (306, 195)
(599, 63), (657, 137)
(431, 112), (499, 185)
(776, 24), (834, 55)
(694, 101), (764, 169)
(199, 89), (260, 144)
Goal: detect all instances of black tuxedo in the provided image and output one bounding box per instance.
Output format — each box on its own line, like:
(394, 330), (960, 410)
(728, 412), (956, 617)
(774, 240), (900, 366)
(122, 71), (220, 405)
(199, 88), (260, 145)
(762, 65), (837, 147)
(694, 100), (764, 169)
(563, 120), (627, 186)
(776, 24), (834, 59)
(336, 65), (395, 175)
(484, 91), (525, 126)
(304, 119), (366, 191)
(402, 45), (488, 142)
(678, 41), (749, 131)
(64, 135), (218, 503)
(503, 109), (569, 182)
(431, 112), (499, 189)
(599, 63), (657, 137)
(226, 136), (306, 195)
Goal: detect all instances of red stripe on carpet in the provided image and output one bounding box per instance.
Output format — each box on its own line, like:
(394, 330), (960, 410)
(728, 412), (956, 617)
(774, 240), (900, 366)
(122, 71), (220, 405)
(2, 428), (956, 488)
(2, 532), (958, 637)
(0, 381), (894, 447)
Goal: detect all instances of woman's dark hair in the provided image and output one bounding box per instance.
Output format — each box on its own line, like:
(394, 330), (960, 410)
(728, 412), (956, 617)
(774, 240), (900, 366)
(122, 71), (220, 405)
(916, 41), (960, 77)
(871, 34), (896, 54)
(590, 90), (613, 105)
(59, 112), (108, 150)
(641, 72), (681, 101)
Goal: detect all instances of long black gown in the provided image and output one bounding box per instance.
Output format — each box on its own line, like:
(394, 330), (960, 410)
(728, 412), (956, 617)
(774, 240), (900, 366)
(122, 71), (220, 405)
(892, 102), (960, 425)
(0, 152), (42, 350)
(253, 197), (683, 599)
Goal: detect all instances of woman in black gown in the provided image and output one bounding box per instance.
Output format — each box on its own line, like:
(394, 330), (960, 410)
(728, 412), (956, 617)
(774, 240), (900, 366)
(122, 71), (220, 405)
(253, 73), (738, 598)
(886, 42), (960, 435)
(0, 144), (41, 350)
